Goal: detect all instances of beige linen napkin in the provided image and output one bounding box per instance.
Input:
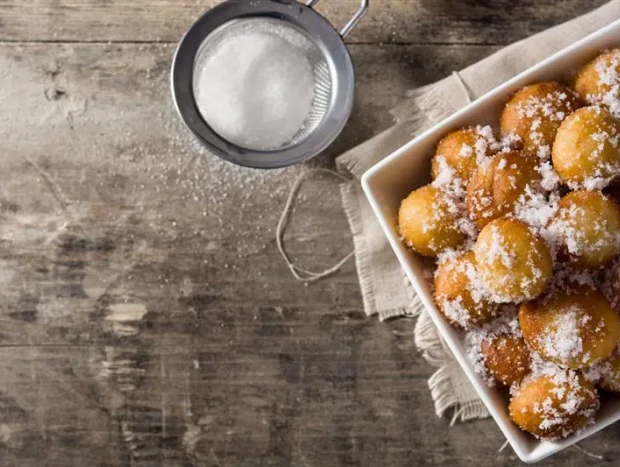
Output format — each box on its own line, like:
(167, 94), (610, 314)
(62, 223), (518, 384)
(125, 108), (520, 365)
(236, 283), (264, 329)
(336, 0), (620, 422)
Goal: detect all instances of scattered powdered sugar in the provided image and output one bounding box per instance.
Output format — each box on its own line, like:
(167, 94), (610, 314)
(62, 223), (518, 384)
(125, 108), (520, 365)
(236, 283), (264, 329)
(537, 306), (585, 363)
(500, 132), (523, 151)
(513, 187), (559, 235)
(513, 86), (580, 154)
(458, 144), (473, 158)
(568, 106), (620, 190)
(432, 159), (477, 244)
(546, 203), (588, 256)
(589, 49), (620, 118)
(483, 225), (515, 268)
(466, 308), (521, 387)
(466, 329), (496, 387)
(536, 160), (561, 192)
(546, 194), (620, 263)
(440, 296), (472, 328)
(537, 145), (551, 160)
(431, 155), (466, 199)
(515, 361), (599, 440)
(473, 125), (501, 164)
(584, 359), (613, 385)
(600, 260), (620, 308)
(435, 249), (496, 327)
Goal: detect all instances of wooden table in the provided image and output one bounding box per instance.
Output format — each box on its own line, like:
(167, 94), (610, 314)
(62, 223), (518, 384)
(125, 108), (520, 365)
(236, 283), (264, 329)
(0, 1), (617, 466)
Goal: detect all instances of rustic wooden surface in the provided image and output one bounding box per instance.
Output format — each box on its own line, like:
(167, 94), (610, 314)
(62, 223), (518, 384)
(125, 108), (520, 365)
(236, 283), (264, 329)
(0, 1), (617, 466)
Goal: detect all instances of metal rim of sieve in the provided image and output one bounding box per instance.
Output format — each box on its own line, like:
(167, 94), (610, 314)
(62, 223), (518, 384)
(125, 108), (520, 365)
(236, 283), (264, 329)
(171, 0), (369, 169)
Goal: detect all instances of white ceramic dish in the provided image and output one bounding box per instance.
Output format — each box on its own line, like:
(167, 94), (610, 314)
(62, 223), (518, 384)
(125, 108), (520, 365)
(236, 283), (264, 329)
(361, 20), (620, 464)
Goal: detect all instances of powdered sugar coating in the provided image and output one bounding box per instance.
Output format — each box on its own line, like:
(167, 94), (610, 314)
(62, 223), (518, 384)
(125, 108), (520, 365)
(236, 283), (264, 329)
(402, 63), (620, 442)
(466, 309), (531, 387)
(475, 218), (552, 303)
(434, 250), (498, 329)
(466, 151), (543, 230)
(576, 48), (620, 118)
(509, 369), (599, 440)
(536, 306), (585, 364)
(501, 82), (582, 156)
(520, 286), (620, 370)
(546, 190), (620, 268)
(552, 106), (620, 190)
(586, 344), (620, 393)
(398, 185), (466, 256)
(431, 126), (500, 185)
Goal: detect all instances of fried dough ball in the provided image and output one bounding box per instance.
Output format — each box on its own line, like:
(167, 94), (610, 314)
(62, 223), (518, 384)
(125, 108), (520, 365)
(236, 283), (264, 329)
(519, 286), (620, 369)
(592, 347), (620, 393)
(609, 261), (620, 309)
(434, 251), (498, 329)
(575, 49), (620, 116)
(431, 126), (498, 184)
(466, 151), (542, 230)
(500, 82), (582, 157)
(474, 218), (552, 303)
(552, 106), (620, 189)
(481, 334), (531, 386)
(398, 185), (465, 257)
(546, 190), (620, 269)
(509, 370), (599, 440)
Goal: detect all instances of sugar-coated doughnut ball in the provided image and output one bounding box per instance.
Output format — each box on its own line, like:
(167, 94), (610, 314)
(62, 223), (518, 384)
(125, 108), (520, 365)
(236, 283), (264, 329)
(474, 218), (552, 303)
(466, 151), (542, 230)
(500, 82), (582, 158)
(398, 185), (465, 257)
(609, 261), (620, 309)
(547, 190), (620, 269)
(431, 126), (498, 184)
(509, 370), (599, 440)
(552, 106), (620, 189)
(575, 49), (620, 116)
(481, 334), (531, 386)
(434, 251), (498, 329)
(592, 347), (620, 393)
(519, 286), (620, 369)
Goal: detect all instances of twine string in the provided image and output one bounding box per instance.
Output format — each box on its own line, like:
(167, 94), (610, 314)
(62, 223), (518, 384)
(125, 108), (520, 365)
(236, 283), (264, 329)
(277, 168), (354, 283)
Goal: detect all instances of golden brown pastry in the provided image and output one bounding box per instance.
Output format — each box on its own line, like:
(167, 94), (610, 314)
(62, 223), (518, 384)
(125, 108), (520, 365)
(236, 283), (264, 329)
(552, 106), (620, 189)
(431, 126), (498, 184)
(481, 334), (531, 386)
(500, 82), (582, 157)
(593, 347), (620, 393)
(546, 190), (620, 269)
(509, 370), (599, 440)
(474, 218), (552, 303)
(609, 261), (620, 309)
(575, 49), (620, 116)
(434, 251), (498, 329)
(519, 286), (620, 369)
(466, 151), (542, 230)
(398, 185), (465, 257)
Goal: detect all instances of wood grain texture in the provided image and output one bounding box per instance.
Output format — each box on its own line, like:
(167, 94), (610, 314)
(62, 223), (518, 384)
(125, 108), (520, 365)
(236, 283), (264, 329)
(0, 0), (619, 466)
(0, 0), (610, 44)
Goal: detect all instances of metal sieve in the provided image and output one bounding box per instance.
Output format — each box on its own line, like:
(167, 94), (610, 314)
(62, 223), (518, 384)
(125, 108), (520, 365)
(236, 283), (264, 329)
(171, 0), (369, 169)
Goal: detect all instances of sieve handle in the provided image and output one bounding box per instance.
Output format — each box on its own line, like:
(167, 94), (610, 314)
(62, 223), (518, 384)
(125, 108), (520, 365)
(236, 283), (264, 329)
(305, 0), (369, 38)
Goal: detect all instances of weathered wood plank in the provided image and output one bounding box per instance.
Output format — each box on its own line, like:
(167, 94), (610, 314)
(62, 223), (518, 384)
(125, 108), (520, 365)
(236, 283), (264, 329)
(0, 0), (610, 44)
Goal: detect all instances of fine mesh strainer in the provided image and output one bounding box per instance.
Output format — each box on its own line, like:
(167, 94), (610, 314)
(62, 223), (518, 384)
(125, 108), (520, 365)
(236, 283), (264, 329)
(171, 0), (369, 169)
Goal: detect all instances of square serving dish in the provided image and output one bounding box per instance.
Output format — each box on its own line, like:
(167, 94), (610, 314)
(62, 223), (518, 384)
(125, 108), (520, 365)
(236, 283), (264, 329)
(361, 20), (620, 463)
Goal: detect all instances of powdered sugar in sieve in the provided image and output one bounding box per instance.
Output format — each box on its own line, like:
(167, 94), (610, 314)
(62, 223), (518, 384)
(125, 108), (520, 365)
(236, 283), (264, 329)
(192, 18), (332, 152)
